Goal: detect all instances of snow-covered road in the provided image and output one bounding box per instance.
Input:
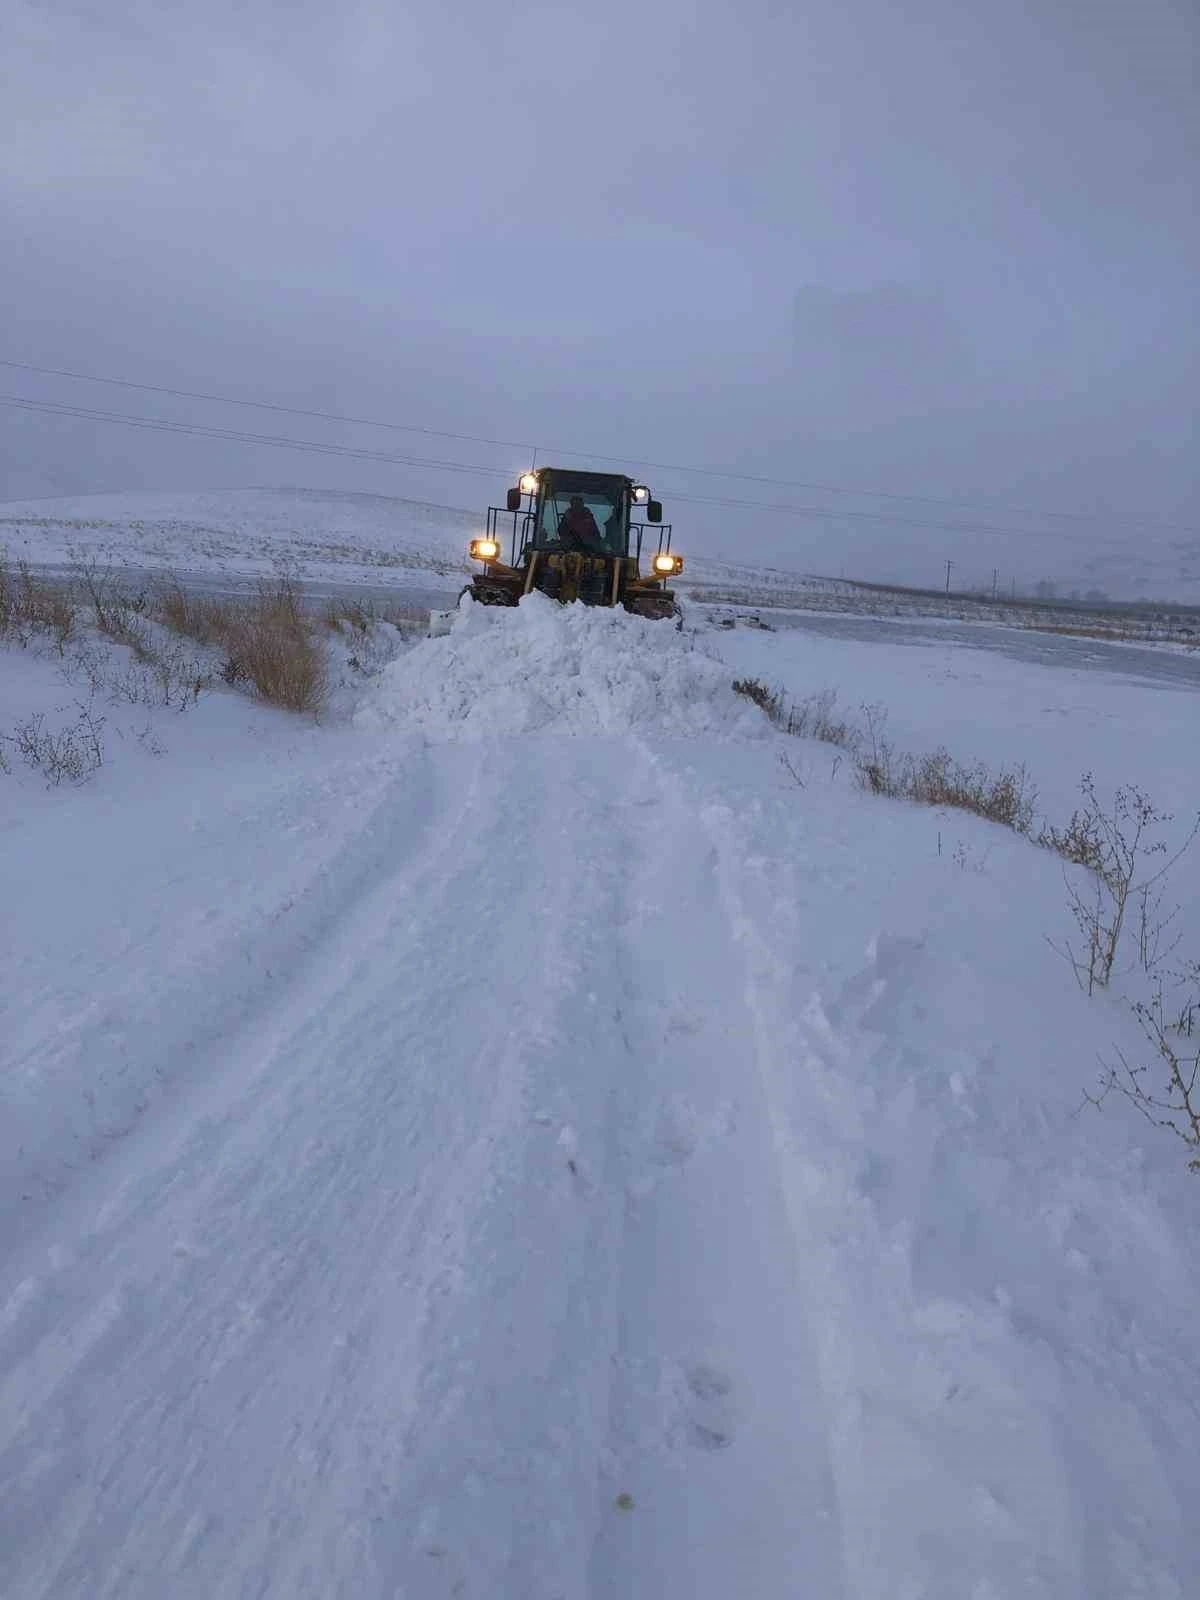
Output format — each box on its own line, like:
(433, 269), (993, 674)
(3, 599), (1197, 1598)
(2, 728), (843, 1597)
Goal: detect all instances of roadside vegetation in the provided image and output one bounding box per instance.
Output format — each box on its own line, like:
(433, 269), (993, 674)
(0, 556), (422, 731)
(733, 673), (1200, 1173)
(0, 555), (419, 785)
(734, 677), (1037, 832)
(156, 576), (327, 714)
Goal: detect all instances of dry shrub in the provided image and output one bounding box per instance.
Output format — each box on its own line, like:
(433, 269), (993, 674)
(784, 689), (857, 748)
(857, 745), (1036, 831)
(158, 583), (210, 641)
(847, 700), (1036, 832)
(1085, 967), (1200, 1174)
(3, 701), (105, 785)
(0, 558), (78, 651)
(156, 583), (236, 650)
(734, 679), (860, 753)
(222, 582), (327, 714)
(732, 677), (783, 719)
(155, 577), (326, 714)
(746, 679), (1036, 836)
(898, 749), (1036, 831)
(1044, 776), (1198, 993)
(69, 551), (152, 645)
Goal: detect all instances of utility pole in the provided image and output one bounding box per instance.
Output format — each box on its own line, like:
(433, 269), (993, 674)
(992, 567), (998, 601)
(945, 559), (953, 594)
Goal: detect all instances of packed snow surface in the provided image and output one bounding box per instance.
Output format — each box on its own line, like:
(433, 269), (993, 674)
(2, 596), (1198, 1598)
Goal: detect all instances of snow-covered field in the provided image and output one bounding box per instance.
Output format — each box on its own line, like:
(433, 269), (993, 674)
(0, 486), (854, 619)
(2, 583), (1198, 1598)
(0, 486), (478, 588)
(0, 486), (849, 613)
(7, 487), (1198, 649)
(716, 611), (1200, 906)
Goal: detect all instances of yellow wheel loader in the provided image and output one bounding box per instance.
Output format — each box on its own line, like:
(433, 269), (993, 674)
(430, 467), (684, 635)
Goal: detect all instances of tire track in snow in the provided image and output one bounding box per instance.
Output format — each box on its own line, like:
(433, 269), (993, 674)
(3, 738), (462, 1213)
(0, 739), (644, 1599)
(3, 738), (480, 1252)
(0, 739), (521, 1596)
(5, 728), (863, 1599)
(587, 741), (847, 1600)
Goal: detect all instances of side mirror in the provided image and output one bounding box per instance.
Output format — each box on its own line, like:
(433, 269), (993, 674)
(647, 500), (663, 524)
(506, 487), (522, 513)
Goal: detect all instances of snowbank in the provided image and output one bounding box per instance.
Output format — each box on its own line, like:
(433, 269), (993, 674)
(356, 592), (768, 740)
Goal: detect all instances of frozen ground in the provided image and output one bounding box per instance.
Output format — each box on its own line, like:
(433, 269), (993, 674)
(2, 591), (1198, 1598)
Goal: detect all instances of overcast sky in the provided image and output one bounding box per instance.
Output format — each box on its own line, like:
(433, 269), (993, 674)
(3, 0), (1197, 589)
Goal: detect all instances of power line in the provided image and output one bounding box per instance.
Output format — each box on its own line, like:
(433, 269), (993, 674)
(0, 392), (1168, 552)
(0, 358), (536, 455)
(0, 394), (513, 479)
(5, 354), (1193, 538)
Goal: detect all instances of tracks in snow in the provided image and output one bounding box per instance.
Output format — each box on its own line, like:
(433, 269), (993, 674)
(1, 734), (844, 1599)
(586, 744), (845, 1599)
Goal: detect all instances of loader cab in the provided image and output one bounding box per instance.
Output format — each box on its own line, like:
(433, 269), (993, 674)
(529, 470), (631, 558)
(503, 468), (663, 560)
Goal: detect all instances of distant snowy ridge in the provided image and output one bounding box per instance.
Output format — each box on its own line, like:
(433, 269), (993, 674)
(0, 485), (479, 585)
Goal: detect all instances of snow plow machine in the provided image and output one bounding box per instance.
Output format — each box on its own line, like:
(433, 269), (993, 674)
(430, 467), (684, 635)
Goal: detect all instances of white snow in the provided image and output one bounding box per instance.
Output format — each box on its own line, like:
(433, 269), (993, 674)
(710, 612), (1200, 915)
(0, 486), (478, 587)
(356, 591), (768, 741)
(2, 590), (1198, 1599)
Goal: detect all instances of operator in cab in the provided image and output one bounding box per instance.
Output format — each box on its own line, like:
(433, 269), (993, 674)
(557, 495), (606, 555)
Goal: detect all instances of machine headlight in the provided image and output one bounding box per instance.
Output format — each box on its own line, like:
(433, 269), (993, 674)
(653, 552), (682, 575)
(470, 538), (500, 561)
(519, 472), (539, 494)
(632, 484), (651, 505)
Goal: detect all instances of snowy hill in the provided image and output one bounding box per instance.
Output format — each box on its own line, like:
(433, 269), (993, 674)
(2, 580), (1198, 1597)
(0, 485), (480, 588)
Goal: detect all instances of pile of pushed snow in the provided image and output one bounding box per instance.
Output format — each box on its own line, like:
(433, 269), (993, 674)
(355, 592), (769, 739)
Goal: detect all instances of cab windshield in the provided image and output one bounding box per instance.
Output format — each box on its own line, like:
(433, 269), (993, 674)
(536, 481), (628, 555)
